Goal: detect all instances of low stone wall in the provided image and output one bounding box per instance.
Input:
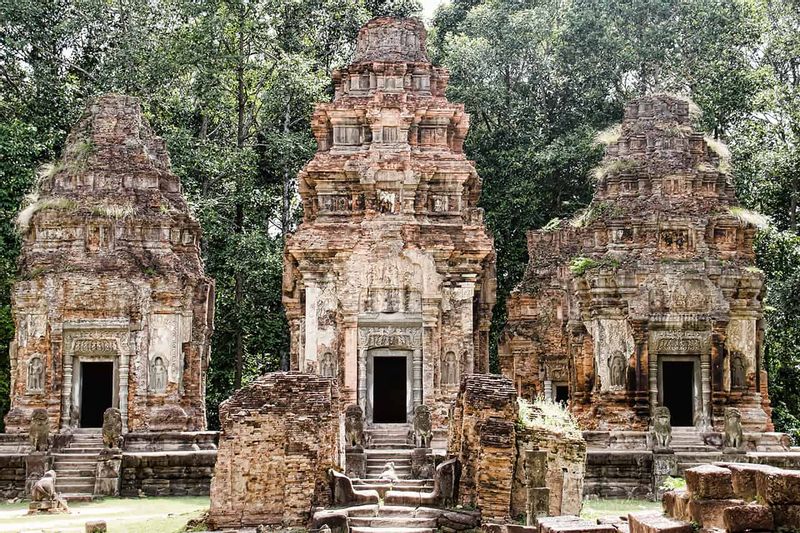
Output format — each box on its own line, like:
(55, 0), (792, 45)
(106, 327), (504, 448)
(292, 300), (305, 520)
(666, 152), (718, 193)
(0, 454), (26, 499)
(514, 427), (586, 517)
(585, 451), (654, 500)
(207, 372), (341, 529)
(120, 450), (217, 496)
(123, 431), (218, 452)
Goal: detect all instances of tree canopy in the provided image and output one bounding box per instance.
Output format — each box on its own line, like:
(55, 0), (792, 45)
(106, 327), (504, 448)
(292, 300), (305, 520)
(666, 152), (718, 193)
(0, 0), (798, 439)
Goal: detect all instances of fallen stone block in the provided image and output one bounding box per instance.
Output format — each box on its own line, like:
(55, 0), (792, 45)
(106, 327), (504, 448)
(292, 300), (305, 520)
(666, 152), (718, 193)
(311, 509), (348, 533)
(673, 491), (691, 522)
(507, 525), (539, 532)
(688, 498), (744, 529)
(723, 463), (775, 502)
(722, 504), (773, 533)
(771, 504), (800, 529)
(661, 490), (686, 518)
(628, 512), (692, 533)
(536, 516), (616, 533)
(755, 467), (800, 505)
(685, 464), (734, 499)
(85, 521), (107, 533)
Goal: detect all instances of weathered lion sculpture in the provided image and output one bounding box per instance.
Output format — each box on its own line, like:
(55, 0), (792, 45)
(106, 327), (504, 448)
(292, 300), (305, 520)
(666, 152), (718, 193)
(31, 470), (57, 501)
(344, 404), (365, 448)
(724, 407), (744, 450)
(102, 407), (123, 449)
(378, 461), (399, 482)
(29, 408), (50, 452)
(651, 406), (672, 449)
(413, 405), (432, 448)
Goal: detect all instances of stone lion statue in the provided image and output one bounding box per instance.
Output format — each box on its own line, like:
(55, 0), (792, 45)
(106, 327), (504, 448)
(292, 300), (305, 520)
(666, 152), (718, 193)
(31, 470), (57, 501)
(651, 406), (672, 449)
(344, 404), (365, 448)
(29, 408), (50, 452)
(379, 461), (399, 482)
(724, 407), (744, 450)
(102, 407), (123, 449)
(413, 405), (432, 448)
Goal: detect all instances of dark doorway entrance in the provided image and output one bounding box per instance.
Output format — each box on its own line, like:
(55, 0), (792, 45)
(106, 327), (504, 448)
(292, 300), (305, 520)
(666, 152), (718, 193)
(373, 356), (407, 423)
(80, 361), (114, 428)
(555, 385), (569, 405)
(662, 360), (694, 426)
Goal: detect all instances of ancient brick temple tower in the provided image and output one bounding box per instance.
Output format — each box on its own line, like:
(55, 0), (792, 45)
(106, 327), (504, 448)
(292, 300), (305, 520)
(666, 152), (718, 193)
(284, 17), (495, 429)
(6, 94), (214, 433)
(501, 95), (772, 432)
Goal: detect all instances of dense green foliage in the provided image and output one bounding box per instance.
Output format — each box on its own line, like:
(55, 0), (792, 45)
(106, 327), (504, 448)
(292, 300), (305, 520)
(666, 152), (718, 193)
(433, 0), (800, 438)
(0, 0), (420, 429)
(0, 0), (798, 438)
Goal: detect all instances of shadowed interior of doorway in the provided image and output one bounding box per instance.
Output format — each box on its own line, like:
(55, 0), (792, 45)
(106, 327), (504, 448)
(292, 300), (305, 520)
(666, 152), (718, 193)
(80, 361), (114, 428)
(662, 360), (694, 426)
(373, 356), (407, 423)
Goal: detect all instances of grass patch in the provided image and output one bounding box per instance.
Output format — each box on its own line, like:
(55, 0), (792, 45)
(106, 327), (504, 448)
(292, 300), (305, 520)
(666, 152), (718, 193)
(570, 256), (599, 275)
(591, 158), (640, 182)
(0, 496), (208, 533)
(570, 201), (625, 228)
(729, 207), (770, 229)
(569, 255), (619, 276)
(92, 203), (135, 219)
(594, 123), (622, 146)
(542, 217), (562, 232)
(518, 397), (582, 439)
(16, 195), (78, 233)
(581, 498), (662, 521)
(660, 476), (686, 492)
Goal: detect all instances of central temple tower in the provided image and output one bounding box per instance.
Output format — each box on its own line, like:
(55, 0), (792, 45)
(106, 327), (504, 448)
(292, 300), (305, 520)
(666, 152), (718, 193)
(284, 18), (495, 430)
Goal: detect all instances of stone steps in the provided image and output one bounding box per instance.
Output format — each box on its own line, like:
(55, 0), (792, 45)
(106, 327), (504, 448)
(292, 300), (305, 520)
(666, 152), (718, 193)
(350, 527), (436, 533)
(350, 517), (437, 528)
(52, 433), (103, 501)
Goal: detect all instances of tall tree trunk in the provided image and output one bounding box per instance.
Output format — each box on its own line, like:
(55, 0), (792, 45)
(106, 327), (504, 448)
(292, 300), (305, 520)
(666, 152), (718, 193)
(233, 23), (246, 389)
(281, 97), (292, 240)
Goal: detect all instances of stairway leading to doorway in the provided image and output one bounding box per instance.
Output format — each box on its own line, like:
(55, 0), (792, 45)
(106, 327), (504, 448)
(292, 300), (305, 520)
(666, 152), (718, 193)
(53, 430), (103, 501)
(365, 424), (413, 480)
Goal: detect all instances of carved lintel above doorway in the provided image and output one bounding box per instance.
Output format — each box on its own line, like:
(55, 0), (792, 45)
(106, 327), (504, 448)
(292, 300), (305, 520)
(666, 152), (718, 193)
(358, 326), (422, 350)
(649, 330), (710, 355)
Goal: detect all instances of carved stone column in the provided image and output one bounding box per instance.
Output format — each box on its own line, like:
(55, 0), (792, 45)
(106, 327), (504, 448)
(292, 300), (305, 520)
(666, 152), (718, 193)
(303, 282), (319, 373)
(412, 347), (423, 407)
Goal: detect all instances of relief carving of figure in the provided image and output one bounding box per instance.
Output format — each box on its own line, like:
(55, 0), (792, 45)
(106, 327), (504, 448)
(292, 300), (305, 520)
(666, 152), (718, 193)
(150, 357), (167, 393)
(320, 352), (336, 379)
(442, 351), (458, 385)
(724, 407), (744, 450)
(344, 404), (365, 448)
(413, 405), (432, 448)
(651, 406), (672, 450)
(27, 356), (44, 391)
(29, 408), (50, 452)
(731, 353), (745, 389)
(608, 351), (626, 389)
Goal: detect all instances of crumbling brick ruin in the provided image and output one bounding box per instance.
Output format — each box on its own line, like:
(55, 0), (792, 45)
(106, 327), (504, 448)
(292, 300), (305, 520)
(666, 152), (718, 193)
(283, 17), (496, 433)
(515, 419), (586, 517)
(5, 94), (214, 433)
(448, 374), (519, 521)
(501, 94), (771, 434)
(207, 372), (341, 529)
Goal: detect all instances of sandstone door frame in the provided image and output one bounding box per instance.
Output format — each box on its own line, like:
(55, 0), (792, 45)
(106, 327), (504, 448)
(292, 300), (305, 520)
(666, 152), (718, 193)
(366, 347), (413, 423)
(61, 319), (130, 432)
(357, 323), (423, 426)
